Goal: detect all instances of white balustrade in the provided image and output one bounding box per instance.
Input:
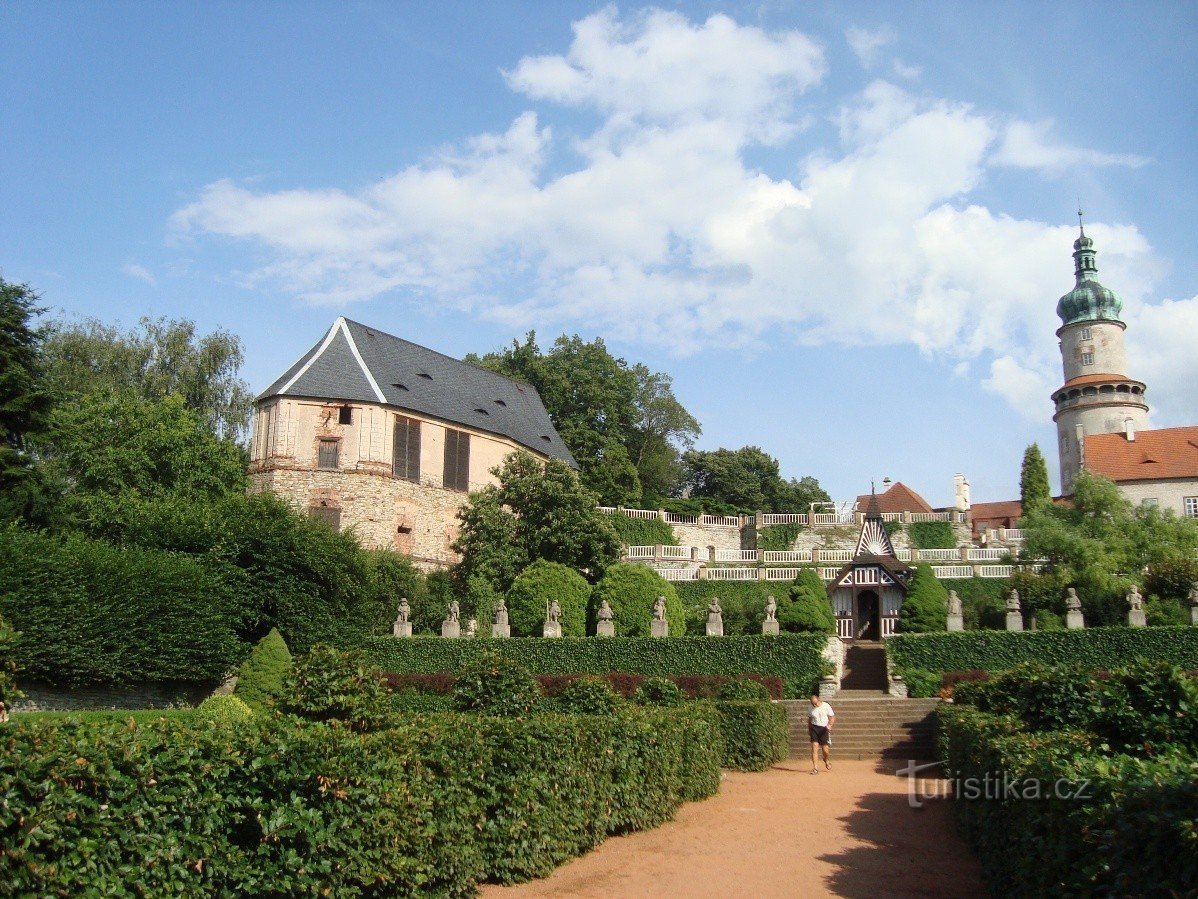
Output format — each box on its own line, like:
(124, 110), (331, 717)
(764, 567), (802, 581)
(881, 617), (899, 638)
(910, 511), (953, 523)
(895, 549), (912, 561)
(819, 567), (840, 580)
(918, 548), (960, 561)
(1003, 528), (1025, 541)
(701, 515), (742, 527)
(660, 545), (693, 560)
(626, 546), (655, 559)
(714, 549), (758, 562)
(979, 565), (1014, 578)
(760, 513), (809, 525)
(761, 550), (813, 563)
(967, 548), (1008, 561)
(663, 512), (699, 524)
(820, 550), (853, 562)
(653, 568), (698, 581)
(931, 565), (974, 579)
(707, 567), (758, 581)
(880, 512), (903, 522)
(620, 508), (660, 520)
(836, 617), (854, 639)
(597, 506), (618, 515)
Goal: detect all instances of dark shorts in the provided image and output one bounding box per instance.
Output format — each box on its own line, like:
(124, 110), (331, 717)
(809, 724), (831, 746)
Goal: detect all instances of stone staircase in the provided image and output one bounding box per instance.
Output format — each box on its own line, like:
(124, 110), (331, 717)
(779, 694), (941, 763)
(839, 641), (889, 692)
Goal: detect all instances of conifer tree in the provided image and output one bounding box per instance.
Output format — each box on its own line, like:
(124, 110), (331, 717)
(898, 564), (948, 633)
(1020, 443), (1051, 512)
(777, 568), (835, 634)
(234, 628), (292, 711)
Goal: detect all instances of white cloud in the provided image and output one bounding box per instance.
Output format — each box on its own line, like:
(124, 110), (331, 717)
(993, 120), (1151, 173)
(845, 25), (894, 68)
(1125, 295), (1198, 425)
(122, 262), (157, 287)
(172, 10), (1179, 422)
(892, 59), (922, 80)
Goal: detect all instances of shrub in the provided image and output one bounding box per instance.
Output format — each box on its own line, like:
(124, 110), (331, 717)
(675, 581), (776, 635)
(778, 573), (835, 635)
(716, 677), (772, 701)
(590, 563), (684, 637)
(898, 564), (947, 633)
(715, 701), (789, 770)
(633, 676), (685, 706)
(553, 676), (623, 714)
(452, 652), (542, 716)
(505, 560), (590, 637)
(389, 690), (454, 713)
(887, 626), (1198, 677)
(898, 668), (941, 698)
(908, 520), (956, 549)
(365, 634), (827, 699)
(233, 628), (291, 711)
(0, 609), (22, 713)
(196, 693), (255, 722)
(1145, 594), (1187, 626)
(941, 577), (1007, 630)
(279, 644), (392, 732)
(674, 703), (724, 798)
(605, 512), (678, 547)
(1144, 557), (1198, 601)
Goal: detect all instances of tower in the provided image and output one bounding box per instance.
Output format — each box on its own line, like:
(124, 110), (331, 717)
(1051, 217), (1149, 494)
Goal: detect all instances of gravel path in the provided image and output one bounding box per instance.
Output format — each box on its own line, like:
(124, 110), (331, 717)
(481, 760), (986, 898)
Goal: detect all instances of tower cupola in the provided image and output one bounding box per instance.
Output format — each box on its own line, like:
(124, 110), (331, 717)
(1056, 222), (1124, 326)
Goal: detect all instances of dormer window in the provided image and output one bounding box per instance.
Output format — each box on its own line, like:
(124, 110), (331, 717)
(494, 399), (507, 407)
(417, 372), (433, 380)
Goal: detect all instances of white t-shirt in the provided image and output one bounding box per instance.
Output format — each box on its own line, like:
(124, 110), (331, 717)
(808, 703), (834, 727)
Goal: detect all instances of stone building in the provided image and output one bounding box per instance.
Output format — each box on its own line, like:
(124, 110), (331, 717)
(248, 317), (574, 567)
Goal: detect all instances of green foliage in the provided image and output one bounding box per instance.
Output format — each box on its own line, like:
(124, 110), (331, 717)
(1019, 442), (1050, 511)
(42, 315), (253, 441)
(941, 577), (1007, 630)
(553, 676), (623, 714)
(365, 633), (828, 699)
(882, 518), (903, 537)
(0, 279), (54, 524)
(756, 521), (804, 551)
(1145, 594), (1187, 626)
(675, 580), (776, 635)
(938, 662), (1198, 896)
(1144, 557), (1198, 601)
(888, 626), (1198, 676)
(716, 677), (772, 701)
(452, 652), (542, 716)
(715, 701), (789, 770)
(1021, 472), (1198, 626)
(898, 564), (948, 633)
(196, 693), (255, 722)
(680, 446), (829, 513)
(633, 676), (686, 706)
(590, 563), (685, 636)
(779, 570), (835, 634)
(280, 645), (393, 732)
(0, 525), (240, 686)
(453, 450), (621, 595)
(907, 520), (956, 549)
(0, 609), (24, 711)
(505, 560), (591, 637)
(234, 628), (292, 712)
(899, 668), (942, 698)
(605, 511), (678, 547)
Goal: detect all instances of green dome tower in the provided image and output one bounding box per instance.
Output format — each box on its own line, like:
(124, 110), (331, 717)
(1051, 215), (1148, 495)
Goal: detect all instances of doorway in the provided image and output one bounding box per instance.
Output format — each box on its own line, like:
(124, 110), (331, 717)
(855, 590), (880, 640)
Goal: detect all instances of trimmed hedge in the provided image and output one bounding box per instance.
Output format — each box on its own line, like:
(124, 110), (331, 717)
(364, 634), (828, 698)
(714, 701), (789, 770)
(233, 628), (291, 711)
(506, 560), (590, 637)
(606, 512), (678, 547)
(889, 626), (1198, 676)
(382, 671), (786, 700)
(0, 704), (721, 894)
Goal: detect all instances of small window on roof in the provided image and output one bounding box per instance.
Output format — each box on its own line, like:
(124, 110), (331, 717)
(338, 406), (353, 425)
(540, 435), (552, 442)
(418, 372), (433, 380)
(391, 382), (408, 391)
(493, 399), (507, 406)
(474, 407), (489, 415)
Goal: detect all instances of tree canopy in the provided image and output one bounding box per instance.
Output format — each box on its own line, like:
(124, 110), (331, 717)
(1019, 443), (1051, 512)
(0, 280), (53, 523)
(680, 446), (830, 513)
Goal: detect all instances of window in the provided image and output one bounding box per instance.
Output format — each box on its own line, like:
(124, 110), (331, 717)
(1081, 352), (1094, 366)
(317, 438), (340, 469)
(338, 406), (353, 425)
(443, 428), (470, 491)
(1185, 497), (1198, 518)
(1080, 327), (1091, 340)
(308, 504), (341, 531)
(1141, 498), (1159, 508)
(393, 415), (421, 482)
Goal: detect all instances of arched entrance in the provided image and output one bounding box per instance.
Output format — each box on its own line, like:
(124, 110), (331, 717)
(855, 590), (880, 640)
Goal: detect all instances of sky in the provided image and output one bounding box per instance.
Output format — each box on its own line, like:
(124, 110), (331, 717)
(4, 1), (1196, 507)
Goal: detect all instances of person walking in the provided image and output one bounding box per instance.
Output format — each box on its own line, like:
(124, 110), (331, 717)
(808, 694), (834, 774)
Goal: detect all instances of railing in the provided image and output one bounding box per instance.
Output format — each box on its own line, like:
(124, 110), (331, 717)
(663, 512), (698, 525)
(967, 548), (1008, 561)
(1003, 528), (1025, 541)
(759, 513), (809, 526)
(653, 568), (698, 581)
(706, 567), (759, 581)
(836, 617), (854, 639)
(819, 567), (841, 581)
(895, 549), (912, 561)
(882, 616), (899, 638)
(910, 511), (954, 523)
(714, 549), (758, 562)
(820, 550), (853, 562)
(612, 507), (660, 520)
(932, 565), (974, 579)
(979, 565), (1014, 578)
(762, 550), (813, 563)
(626, 546), (656, 559)
(764, 567), (802, 581)
(701, 514), (742, 527)
(660, 545), (693, 560)
(918, 548), (960, 561)
(812, 512), (855, 526)
(880, 512), (903, 522)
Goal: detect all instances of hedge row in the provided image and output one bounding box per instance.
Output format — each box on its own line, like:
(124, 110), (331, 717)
(715, 701), (790, 770)
(0, 704), (721, 895)
(364, 634), (829, 699)
(383, 671), (786, 700)
(888, 626), (1198, 676)
(605, 512), (679, 547)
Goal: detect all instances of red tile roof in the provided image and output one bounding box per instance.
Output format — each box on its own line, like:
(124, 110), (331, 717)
(971, 500), (1023, 522)
(1084, 426), (1198, 482)
(1058, 373), (1140, 389)
(855, 482), (934, 514)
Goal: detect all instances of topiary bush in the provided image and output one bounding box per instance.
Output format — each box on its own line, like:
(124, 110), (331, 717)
(714, 701), (789, 770)
(233, 628), (292, 711)
(633, 676), (685, 706)
(716, 677), (772, 701)
(505, 560), (590, 637)
(778, 568), (835, 634)
(553, 676), (623, 714)
(279, 644), (393, 732)
(589, 563), (685, 636)
(196, 693), (255, 722)
(452, 652), (542, 716)
(898, 564), (948, 633)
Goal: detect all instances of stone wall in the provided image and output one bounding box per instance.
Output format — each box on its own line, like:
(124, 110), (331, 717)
(671, 523), (750, 554)
(1110, 477), (1198, 520)
(14, 681), (213, 712)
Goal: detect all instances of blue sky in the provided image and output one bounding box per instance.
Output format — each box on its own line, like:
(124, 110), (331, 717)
(4, 2), (1196, 507)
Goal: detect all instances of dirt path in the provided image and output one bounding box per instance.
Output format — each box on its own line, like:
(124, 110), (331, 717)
(481, 760), (986, 898)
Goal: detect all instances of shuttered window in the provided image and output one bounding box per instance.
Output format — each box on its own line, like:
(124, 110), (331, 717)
(393, 416), (421, 482)
(317, 438), (340, 469)
(443, 428), (470, 491)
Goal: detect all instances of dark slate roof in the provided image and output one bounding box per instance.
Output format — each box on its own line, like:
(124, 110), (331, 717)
(259, 318), (576, 465)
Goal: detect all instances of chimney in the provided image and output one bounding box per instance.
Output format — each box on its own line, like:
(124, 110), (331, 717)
(953, 473), (971, 511)
(882, 477), (892, 490)
(1124, 418), (1135, 442)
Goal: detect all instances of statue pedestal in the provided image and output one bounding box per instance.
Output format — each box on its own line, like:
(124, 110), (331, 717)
(761, 619), (779, 636)
(1065, 610), (1085, 630)
(393, 621), (413, 638)
(441, 620), (460, 639)
(1191, 605), (1198, 626)
(1127, 610), (1146, 628)
(1005, 612), (1023, 632)
(946, 614), (964, 632)
(596, 620), (615, 637)
(492, 623), (511, 639)
(818, 675), (838, 700)
(543, 621), (562, 638)
(706, 618), (724, 637)
(651, 620), (669, 638)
